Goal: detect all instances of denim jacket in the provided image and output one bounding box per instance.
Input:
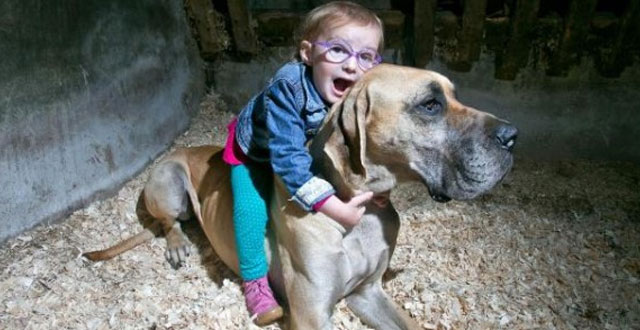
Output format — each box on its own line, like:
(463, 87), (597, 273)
(235, 61), (335, 211)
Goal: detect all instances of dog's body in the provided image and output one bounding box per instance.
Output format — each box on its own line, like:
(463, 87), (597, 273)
(84, 64), (517, 329)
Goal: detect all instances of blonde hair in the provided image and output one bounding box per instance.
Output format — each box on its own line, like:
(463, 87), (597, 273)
(294, 1), (384, 59)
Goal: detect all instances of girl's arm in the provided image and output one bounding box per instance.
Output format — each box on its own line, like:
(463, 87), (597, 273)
(265, 79), (372, 227)
(265, 80), (335, 210)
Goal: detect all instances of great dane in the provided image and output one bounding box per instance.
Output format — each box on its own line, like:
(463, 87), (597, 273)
(84, 64), (517, 329)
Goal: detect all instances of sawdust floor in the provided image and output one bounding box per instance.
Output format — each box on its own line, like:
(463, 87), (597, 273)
(1, 91), (639, 330)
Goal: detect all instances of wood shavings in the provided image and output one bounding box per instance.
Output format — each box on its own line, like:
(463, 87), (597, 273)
(1, 89), (639, 329)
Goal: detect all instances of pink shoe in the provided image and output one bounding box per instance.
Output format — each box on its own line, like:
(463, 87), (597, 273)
(243, 276), (284, 326)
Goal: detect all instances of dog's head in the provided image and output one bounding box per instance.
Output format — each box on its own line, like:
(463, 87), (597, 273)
(311, 64), (517, 202)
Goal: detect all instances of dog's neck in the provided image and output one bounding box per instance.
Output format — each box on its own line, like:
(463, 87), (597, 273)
(318, 158), (394, 207)
(310, 135), (397, 201)
(310, 149), (359, 200)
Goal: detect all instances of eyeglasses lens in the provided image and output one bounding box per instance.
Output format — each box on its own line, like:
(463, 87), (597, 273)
(319, 41), (380, 69)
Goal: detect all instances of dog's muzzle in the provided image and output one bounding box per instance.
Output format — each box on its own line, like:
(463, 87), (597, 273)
(411, 120), (517, 203)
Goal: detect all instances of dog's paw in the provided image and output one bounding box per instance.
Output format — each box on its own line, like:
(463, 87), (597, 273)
(164, 244), (191, 269)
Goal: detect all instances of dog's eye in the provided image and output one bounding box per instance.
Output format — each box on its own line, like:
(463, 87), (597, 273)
(418, 99), (442, 115)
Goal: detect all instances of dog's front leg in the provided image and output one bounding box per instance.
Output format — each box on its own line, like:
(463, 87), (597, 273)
(277, 234), (343, 330)
(346, 281), (421, 330)
(284, 273), (337, 330)
(275, 220), (345, 329)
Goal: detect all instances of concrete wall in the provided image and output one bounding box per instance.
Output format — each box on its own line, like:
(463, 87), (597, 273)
(0, 0), (204, 242)
(211, 47), (640, 164)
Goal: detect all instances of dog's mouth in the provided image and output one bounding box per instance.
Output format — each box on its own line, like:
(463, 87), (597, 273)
(333, 78), (354, 93)
(409, 161), (452, 203)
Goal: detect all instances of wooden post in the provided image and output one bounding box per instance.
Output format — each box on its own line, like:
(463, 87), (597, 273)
(183, 0), (228, 60)
(594, 0), (640, 77)
(253, 10), (405, 51)
(546, 0), (598, 76)
(378, 9), (406, 53)
(413, 0), (436, 68)
(494, 0), (540, 80)
(227, 0), (258, 55)
(448, 0), (487, 71)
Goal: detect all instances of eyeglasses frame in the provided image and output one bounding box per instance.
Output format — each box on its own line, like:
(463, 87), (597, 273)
(312, 40), (382, 70)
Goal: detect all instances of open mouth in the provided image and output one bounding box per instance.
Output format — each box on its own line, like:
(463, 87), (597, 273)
(333, 78), (354, 93)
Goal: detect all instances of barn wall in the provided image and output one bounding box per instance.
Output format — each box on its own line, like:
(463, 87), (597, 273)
(428, 58), (640, 163)
(0, 0), (204, 242)
(204, 0), (640, 164)
(211, 49), (640, 164)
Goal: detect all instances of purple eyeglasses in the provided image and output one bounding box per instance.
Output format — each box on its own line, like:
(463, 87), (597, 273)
(313, 40), (382, 70)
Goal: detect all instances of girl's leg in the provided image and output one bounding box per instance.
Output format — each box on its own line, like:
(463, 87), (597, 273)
(230, 163), (283, 325)
(231, 163), (270, 279)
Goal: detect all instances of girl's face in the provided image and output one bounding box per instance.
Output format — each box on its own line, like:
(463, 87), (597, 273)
(300, 22), (382, 105)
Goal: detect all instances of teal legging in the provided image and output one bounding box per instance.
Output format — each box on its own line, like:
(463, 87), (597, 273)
(230, 163), (272, 281)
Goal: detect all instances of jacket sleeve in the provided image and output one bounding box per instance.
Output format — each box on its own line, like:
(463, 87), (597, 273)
(264, 79), (335, 211)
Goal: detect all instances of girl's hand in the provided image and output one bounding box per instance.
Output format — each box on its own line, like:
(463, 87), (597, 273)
(318, 191), (374, 227)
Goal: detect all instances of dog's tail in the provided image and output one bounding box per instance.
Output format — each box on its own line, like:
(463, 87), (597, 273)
(82, 222), (161, 261)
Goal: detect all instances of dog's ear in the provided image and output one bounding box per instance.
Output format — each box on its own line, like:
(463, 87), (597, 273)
(339, 86), (369, 176)
(322, 83), (370, 182)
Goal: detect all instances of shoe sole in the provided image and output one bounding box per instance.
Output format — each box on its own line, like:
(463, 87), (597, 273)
(254, 306), (284, 326)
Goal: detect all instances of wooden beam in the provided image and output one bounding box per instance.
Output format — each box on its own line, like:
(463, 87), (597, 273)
(494, 0), (540, 80)
(448, 0), (487, 71)
(254, 10), (405, 50)
(413, 0), (436, 67)
(227, 0), (258, 55)
(183, 0), (228, 60)
(378, 10), (406, 50)
(253, 11), (300, 47)
(594, 0), (640, 77)
(546, 0), (598, 76)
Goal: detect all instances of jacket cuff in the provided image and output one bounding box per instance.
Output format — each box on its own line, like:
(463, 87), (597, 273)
(293, 176), (336, 211)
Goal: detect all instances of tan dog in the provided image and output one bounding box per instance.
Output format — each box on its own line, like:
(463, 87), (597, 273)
(84, 64), (517, 329)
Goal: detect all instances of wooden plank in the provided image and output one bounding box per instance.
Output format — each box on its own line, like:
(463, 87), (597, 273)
(432, 11), (458, 67)
(448, 0), (487, 71)
(594, 0), (640, 77)
(183, 0), (228, 60)
(389, 0), (413, 65)
(227, 0), (258, 55)
(253, 10), (405, 50)
(494, 0), (540, 80)
(484, 17), (509, 54)
(254, 11), (300, 47)
(378, 10), (406, 50)
(413, 0), (437, 67)
(546, 0), (598, 76)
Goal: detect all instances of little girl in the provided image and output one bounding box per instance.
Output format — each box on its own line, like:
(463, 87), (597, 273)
(222, 1), (385, 325)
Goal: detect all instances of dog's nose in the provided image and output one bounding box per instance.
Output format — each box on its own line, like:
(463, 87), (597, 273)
(495, 124), (518, 151)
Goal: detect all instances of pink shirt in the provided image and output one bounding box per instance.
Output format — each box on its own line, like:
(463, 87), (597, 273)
(222, 118), (249, 165)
